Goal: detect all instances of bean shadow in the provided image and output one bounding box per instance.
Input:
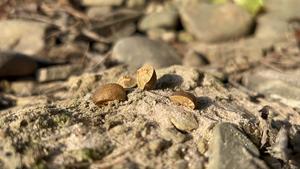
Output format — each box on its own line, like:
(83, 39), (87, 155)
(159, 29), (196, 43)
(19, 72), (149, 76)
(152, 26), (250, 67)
(156, 74), (183, 89)
(196, 96), (213, 110)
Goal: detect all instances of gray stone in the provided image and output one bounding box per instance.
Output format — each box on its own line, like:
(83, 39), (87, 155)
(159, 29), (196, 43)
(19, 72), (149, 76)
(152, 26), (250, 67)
(255, 14), (290, 40)
(264, 0), (300, 20)
(138, 8), (178, 31)
(126, 0), (146, 8)
(148, 139), (171, 155)
(174, 160), (188, 169)
(81, 0), (123, 7)
(179, 2), (253, 42)
(147, 28), (176, 42)
(37, 65), (81, 82)
(0, 52), (37, 77)
(0, 137), (21, 169)
(207, 123), (269, 169)
(157, 65), (201, 90)
(0, 20), (47, 55)
(10, 81), (35, 96)
(87, 6), (112, 18)
(242, 69), (300, 108)
(169, 111), (198, 132)
(183, 50), (208, 67)
(112, 36), (181, 70)
(160, 128), (188, 143)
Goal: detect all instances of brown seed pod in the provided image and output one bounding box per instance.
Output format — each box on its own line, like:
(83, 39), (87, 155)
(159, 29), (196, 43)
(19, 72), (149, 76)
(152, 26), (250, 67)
(92, 83), (126, 106)
(137, 64), (157, 90)
(170, 91), (197, 109)
(117, 75), (137, 89)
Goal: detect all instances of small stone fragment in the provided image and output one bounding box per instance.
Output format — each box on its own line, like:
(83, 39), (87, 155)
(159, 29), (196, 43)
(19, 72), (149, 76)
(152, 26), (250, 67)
(138, 8), (178, 31)
(37, 65), (80, 82)
(81, 0), (123, 7)
(148, 139), (171, 155)
(112, 36), (181, 70)
(267, 127), (290, 162)
(0, 20), (47, 55)
(179, 2), (253, 42)
(10, 81), (35, 96)
(160, 128), (188, 143)
(169, 111), (198, 132)
(117, 75), (137, 89)
(137, 64), (157, 90)
(196, 137), (208, 154)
(170, 91), (197, 109)
(207, 122), (269, 169)
(92, 83), (126, 106)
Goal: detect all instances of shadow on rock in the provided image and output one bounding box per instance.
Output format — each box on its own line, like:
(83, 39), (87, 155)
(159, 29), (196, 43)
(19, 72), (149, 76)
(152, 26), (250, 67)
(196, 96), (213, 110)
(156, 74), (183, 89)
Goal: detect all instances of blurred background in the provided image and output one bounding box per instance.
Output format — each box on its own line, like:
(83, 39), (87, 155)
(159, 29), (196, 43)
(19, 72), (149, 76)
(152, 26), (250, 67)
(0, 0), (300, 169)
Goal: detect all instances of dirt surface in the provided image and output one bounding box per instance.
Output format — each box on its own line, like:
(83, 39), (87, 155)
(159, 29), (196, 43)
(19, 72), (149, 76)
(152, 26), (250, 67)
(0, 0), (300, 169)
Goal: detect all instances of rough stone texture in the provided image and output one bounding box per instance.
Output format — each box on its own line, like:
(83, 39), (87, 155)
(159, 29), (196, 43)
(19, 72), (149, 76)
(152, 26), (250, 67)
(138, 8), (178, 31)
(179, 2), (253, 42)
(112, 36), (181, 70)
(147, 28), (176, 42)
(242, 69), (300, 108)
(264, 0), (300, 20)
(10, 81), (35, 96)
(37, 65), (81, 82)
(0, 20), (47, 55)
(86, 6), (112, 18)
(1, 65), (300, 168)
(207, 123), (269, 169)
(169, 110), (198, 132)
(156, 65), (201, 90)
(81, 0), (123, 6)
(126, 0), (146, 8)
(255, 14), (290, 40)
(0, 52), (38, 77)
(183, 50), (208, 67)
(190, 38), (272, 74)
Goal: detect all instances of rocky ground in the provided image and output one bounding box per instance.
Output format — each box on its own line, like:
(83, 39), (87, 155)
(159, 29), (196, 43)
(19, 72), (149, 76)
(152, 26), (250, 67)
(0, 0), (300, 169)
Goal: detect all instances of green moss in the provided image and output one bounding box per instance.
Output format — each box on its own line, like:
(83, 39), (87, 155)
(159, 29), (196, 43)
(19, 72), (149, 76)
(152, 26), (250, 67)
(52, 113), (71, 126)
(210, 0), (264, 15)
(32, 161), (47, 169)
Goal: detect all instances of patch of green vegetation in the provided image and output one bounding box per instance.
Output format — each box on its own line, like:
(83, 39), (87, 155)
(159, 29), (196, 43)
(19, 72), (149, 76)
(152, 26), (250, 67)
(70, 148), (105, 162)
(52, 113), (71, 126)
(234, 0), (264, 15)
(210, 0), (264, 15)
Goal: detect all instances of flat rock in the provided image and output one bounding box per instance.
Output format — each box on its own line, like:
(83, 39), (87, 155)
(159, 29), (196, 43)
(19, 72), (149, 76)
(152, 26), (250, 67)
(169, 110), (198, 132)
(242, 69), (300, 108)
(255, 14), (290, 40)
(156, 65), (201, 90)
(81, 0), (123, 6)
(179, 2), (253, 43)
(208, 123), (269, 169)
(0, 20), (47, 55)
(37, 65), (81, 82)
(10, 81), (35, 96)
(112, 36), (181, 70)
(0, 52), (38, 77)
(126, 0), (146, 8)
(264, 0), (300, 20)
(138, 8), (178, 31)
